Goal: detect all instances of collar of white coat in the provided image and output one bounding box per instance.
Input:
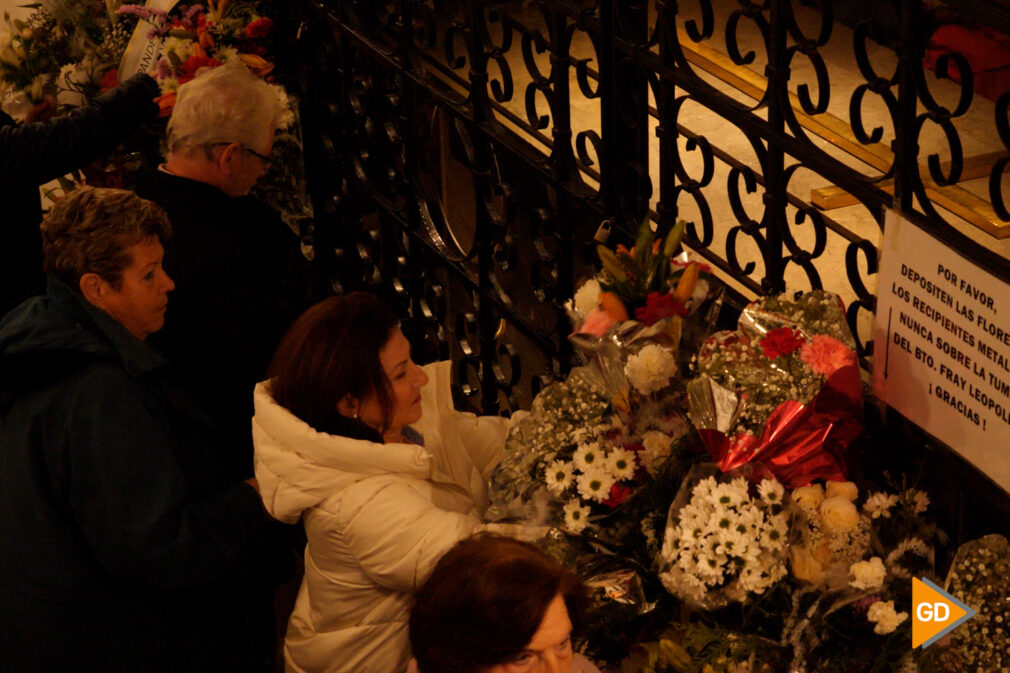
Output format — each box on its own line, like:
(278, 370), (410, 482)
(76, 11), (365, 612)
(252, 361), (454, 480)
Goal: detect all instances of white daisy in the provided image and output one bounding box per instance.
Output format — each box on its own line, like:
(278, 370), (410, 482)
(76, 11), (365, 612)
(760, 514), (789, 551)
(714, 527), (749, 558)
(712, 482), (747, 509)
(757, 478), (784, 506)
(562, 500), (591, 534)
(571, 427), (592, 445)
(572, 441), (603, 471)
(606, 448), (637, 480)
(863, 492), (899, 519)
(543, 459), (574, 496)
(737, 564), (767, 594)
(576, 467), (616, 503)
(661, 525), (682, 561)
(909, 489), (930, 514)
(691, 476), (719, 504)
(677, 503), (711, 534)
(736, 507), (765, 535)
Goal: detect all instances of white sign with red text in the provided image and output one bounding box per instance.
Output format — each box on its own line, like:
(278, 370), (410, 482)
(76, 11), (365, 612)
(873, 208), (1010, 493)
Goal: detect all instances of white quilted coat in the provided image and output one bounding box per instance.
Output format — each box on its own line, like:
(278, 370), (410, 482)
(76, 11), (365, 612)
(252, 361), (511, 673)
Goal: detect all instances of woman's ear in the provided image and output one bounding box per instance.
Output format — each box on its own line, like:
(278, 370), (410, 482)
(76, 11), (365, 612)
(336, 394), (359, 419)
(79, 273), (106, 308)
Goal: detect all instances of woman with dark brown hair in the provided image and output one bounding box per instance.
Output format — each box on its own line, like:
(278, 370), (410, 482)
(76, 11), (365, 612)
(252, 293), (527, 673)
(409, 534), (599, 673)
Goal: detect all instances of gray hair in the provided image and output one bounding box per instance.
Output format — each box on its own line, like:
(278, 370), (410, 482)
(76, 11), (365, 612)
(166, 62), (281, 155)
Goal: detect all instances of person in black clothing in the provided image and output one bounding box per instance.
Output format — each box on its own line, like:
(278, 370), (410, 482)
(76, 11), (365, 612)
(0, 186), (287, 673)
(0, 72), (160, 318)
(134, 62), (315, 483)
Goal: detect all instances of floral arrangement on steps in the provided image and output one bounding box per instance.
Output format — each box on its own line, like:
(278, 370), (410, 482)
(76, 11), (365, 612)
(567, 218), (724, 416)
(687, 290), (863, 489)
(630, 476), (945, 673)
(487, 218), (994, 672)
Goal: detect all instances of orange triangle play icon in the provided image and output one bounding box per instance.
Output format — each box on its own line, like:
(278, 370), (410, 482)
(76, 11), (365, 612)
(912, 577), (976, 648)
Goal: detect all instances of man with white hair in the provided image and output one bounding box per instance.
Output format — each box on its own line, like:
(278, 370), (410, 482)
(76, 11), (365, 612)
(133, 64), (313, 672)
(135, 63), (315, 484)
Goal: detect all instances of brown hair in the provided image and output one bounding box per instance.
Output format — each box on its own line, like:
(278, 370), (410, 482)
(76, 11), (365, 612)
(267, 293), (401, 442)
(409, 534), (588, 673)
(41, 186), (171, 288)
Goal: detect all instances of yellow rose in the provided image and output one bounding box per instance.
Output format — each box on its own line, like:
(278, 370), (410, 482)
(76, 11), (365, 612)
(792, 484), (824, 510)
(825, 480), (859, 502)
(811, 538), (834, 566)
(820, 496), (859, 532)
(790, 546), (825, 584)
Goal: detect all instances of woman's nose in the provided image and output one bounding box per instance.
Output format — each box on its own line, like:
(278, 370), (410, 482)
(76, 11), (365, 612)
(539, 654), (564, 673)
(414, 364), (430, 387)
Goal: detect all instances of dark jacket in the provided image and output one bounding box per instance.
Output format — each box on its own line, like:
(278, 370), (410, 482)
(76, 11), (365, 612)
(135, 169), (316, 481)
(0, 73), (160, 319)
(0, 278), (284, 672)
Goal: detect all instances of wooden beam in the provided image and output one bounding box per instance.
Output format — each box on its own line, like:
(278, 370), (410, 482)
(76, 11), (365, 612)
(677, 29), (893, 172)
(812, 151), (1006, 207)
(676, 30), (1010, 239)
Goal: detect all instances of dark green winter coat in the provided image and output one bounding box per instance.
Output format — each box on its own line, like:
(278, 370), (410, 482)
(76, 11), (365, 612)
(0, 277), (285, 672)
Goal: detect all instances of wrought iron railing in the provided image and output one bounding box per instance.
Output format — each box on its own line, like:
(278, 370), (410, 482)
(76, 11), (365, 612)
(279, 0), (1010, 418)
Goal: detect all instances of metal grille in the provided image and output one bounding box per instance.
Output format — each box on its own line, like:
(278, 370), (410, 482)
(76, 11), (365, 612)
(281, 0), (1010, 415)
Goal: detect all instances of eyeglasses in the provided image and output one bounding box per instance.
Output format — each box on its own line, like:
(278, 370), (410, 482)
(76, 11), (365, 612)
(210, 142), (273, 169)
(240, 145), (273, 168)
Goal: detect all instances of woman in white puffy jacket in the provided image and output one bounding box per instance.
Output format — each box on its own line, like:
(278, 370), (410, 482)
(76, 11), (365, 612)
(252, 293), (520, 673)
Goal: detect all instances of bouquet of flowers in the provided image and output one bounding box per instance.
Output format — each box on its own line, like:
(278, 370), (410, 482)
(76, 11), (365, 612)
(486, 366), (705, 667)
(568, 218), (724, 412)
(636, 477), (943, 673)
(656, 465), (790, 610)
(1, 1), (134, 119)
(487, 367), (694, 546)
(778, 479), (941, 673)
(687, 290), (863, 488)
(941, 534), (1010, 672)
(486, 368), (611, 528)
(117, 0), (284, 116)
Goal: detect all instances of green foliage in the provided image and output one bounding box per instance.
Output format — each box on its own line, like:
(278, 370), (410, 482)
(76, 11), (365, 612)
(595, 217), (688, 311)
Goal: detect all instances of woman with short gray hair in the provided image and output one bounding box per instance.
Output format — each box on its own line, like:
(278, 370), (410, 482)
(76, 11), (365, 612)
(0, 186), (287, 672)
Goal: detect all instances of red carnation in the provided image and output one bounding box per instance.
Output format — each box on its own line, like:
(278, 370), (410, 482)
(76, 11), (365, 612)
(602, 483), (632, 508)
(178, 55), (222, 83)
(245, 17), (274, 39)
(98, 67), (119, 93)
(759, 327), (806, 359)
(634, 292), (687, 325)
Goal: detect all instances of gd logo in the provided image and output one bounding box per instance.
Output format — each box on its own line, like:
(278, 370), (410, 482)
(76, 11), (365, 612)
(912, 577), (976, 649)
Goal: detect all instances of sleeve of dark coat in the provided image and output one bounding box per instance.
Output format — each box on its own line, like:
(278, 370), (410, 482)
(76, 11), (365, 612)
(0, 73), (160, 184)
(57, 363), (270, 591)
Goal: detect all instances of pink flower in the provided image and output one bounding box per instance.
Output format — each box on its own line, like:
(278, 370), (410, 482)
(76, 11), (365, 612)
(577, 308), (617, 337)
(800, 335), (857, 376)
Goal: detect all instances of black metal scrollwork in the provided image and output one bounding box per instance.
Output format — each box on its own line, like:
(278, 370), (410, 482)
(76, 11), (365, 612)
(991, 94), (1010, 220)
(283, 0), (1010, 409)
